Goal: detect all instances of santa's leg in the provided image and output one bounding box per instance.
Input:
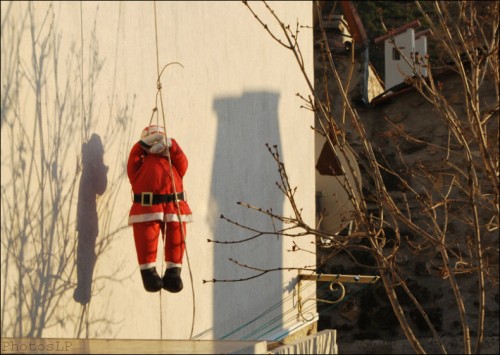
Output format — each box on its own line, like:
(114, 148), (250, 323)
(162, 221), (186, 293)
(133, 221), (163, 292)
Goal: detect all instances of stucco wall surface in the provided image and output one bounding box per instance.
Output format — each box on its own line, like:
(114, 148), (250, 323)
(1, 1), (315, 341)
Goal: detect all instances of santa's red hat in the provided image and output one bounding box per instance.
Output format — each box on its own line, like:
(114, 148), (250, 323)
(141, 125), (166, 139)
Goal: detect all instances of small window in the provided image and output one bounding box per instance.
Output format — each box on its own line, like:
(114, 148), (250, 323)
(392, 47), (400, 60)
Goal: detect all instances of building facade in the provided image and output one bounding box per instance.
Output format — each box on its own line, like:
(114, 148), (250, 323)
(1, 1), (317, 342)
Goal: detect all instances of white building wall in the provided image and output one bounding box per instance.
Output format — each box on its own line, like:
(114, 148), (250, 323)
(384, 29), (415, 90)
(1, 1), (315, 341)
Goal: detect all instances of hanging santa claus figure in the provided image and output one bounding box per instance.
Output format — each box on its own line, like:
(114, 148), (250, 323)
(127, 125), (192, 293)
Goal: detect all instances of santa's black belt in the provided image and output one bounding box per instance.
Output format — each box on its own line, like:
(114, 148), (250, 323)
(134, 192), (185, 206)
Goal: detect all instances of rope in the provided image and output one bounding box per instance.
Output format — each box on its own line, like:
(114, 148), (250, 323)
(153, 1), (165, 340)
(152, 0), (196, 340)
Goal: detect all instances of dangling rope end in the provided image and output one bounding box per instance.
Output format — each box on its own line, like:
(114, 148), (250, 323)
(157, 61), (185, 84)
(149, 107), (158, 126)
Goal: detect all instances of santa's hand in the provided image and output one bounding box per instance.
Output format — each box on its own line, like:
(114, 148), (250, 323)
(141, 132), (164, 147)
(150, 137), (172, 154)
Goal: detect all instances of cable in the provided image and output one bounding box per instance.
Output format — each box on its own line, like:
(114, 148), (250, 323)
(241, 281), (323, 340)
(220, 279), (320, 340)
(220, 280), (370, 341)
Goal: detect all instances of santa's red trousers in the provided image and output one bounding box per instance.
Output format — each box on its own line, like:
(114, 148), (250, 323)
(132, 221), (186, 267)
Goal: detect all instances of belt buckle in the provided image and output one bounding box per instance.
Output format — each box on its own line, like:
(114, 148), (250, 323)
(141, 192), (153, 206)
(174, 192), (184, 203)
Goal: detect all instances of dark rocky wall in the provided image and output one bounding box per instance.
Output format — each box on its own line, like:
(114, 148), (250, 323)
(313, 22), (499, 353)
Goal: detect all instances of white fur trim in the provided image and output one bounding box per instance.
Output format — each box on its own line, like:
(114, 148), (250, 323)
(129, 212), (193, 225)
(164, 213), (193, 223)
(142, 126), (165, 139)
(128, 212), (165, 225)
(139, 263), (156, 270)
(166, 262), (182, 269)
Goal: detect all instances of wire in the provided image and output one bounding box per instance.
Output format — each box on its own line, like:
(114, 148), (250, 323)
(220, 280), (370, 341)
(241, 281), (323, 340)
(220, 279), (320, 340)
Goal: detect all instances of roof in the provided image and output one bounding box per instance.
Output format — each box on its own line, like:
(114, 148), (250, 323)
(370, 65), (462, 107)
(315, 1), (367, 45)
(373, 19), (421, 44)
(415, 28), (432, 40)
(340, 1), (368, 44)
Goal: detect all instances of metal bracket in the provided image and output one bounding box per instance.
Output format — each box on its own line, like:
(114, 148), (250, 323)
(297, 272), (380, 320)
(298, 273), (380, 284)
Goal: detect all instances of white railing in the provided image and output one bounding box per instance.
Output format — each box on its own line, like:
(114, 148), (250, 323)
(271, 329), (338, 354)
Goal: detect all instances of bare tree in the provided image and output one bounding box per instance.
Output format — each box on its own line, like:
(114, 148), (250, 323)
(207, 1), (499, 353)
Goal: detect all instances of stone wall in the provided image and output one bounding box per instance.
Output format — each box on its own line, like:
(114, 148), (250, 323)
(313, 23), (499, 353)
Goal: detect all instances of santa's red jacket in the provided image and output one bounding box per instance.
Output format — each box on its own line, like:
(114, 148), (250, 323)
(127, 139), (192, 225)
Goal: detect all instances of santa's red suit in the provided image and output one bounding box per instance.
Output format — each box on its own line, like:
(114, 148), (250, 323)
(127, 125), (192, 293)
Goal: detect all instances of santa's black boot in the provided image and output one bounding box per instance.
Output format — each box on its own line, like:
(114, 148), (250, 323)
(140, 267), (163, 292)
(162, 267), (183, 293)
